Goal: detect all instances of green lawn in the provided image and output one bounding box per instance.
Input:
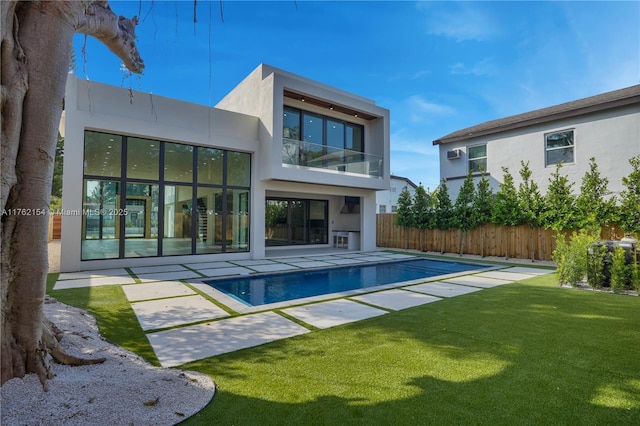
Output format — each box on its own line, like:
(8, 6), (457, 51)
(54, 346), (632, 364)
(49, 271), (640, 425)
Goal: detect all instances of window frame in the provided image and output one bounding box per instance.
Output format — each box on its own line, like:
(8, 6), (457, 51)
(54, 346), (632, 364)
(545, 129), (575, 167)
(283, 106), (365, 153)
(467, 144), (487, 174)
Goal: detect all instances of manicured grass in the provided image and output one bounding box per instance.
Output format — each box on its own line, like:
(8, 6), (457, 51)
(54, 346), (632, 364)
(49, 273), (640, 425)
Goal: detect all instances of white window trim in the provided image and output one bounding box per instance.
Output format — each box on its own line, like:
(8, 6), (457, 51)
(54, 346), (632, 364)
(544, 128), (575, 167)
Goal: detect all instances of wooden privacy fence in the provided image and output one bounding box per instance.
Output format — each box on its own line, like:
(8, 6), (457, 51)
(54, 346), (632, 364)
(376, 213), (625, 261)
(47, 213), (62, 242)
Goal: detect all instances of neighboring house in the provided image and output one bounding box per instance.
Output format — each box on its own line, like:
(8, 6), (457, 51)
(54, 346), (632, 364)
(433, 85), (640, 200)
(376, 175), (418, 214)
(59, 64), (390, 272)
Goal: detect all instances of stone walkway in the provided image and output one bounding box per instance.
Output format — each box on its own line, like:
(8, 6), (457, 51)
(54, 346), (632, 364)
(52, 251), (555, 367)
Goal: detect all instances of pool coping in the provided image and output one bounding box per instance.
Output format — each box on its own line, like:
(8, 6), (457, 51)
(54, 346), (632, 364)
(192, 262), (503, 314)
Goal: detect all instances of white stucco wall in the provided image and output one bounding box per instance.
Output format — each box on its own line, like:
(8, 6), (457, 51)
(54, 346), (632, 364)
(61, 76), (260, 272)
(376, 178), (417, 213)
(217, 64), (391, 191)
(439, 104), (640, 199)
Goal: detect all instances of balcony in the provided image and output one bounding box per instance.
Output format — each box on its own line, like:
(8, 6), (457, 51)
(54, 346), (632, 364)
(282, 138), (383, 178)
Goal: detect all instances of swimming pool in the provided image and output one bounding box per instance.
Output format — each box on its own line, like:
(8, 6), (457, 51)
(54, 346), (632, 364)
(204, 258), (490, 307)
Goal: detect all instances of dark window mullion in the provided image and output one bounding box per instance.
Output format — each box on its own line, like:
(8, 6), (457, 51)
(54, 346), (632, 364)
(221, 151), (228, 252)
(191, 148), (198, 254)
(118, 136), (127, 259)
(157, 142), (165, 256)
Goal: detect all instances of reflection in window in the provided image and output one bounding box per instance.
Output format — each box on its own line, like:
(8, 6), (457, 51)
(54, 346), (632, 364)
(165, 143), (193, 182)
(303, 112), (323, 144)
(326, 119), (345, 149)
(84, 131), (122, 177)
(196, 187), (223, 254)
(197, 147), (223, 185)
(82, 130), (250, 259)
(163, 185), (193, 256)
(283, 106), (364, 153)
(82, 179), (120, 260)
(127, 137), (159, 180)
(265, 198), (327, 246)
(546, 130), (574, 166)
(468, 145), (487, 173)
(226, 189), (250, 252)
(283, 108), (300, 140)
(227, 151), (251, 187)
(124, 183), (159, 258)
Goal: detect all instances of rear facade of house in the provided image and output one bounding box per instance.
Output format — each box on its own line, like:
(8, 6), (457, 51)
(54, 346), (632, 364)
(59, 64), (390, 272)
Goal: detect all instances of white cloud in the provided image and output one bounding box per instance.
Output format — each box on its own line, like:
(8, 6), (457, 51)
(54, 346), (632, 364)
(418, 3), (498, 42)
(449, 58), (496, 76)
(406, 95), (455, 123)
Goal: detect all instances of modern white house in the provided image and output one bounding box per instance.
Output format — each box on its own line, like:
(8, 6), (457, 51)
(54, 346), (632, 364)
(433, 85), (640, 200)
(59, 64), (390, 272)
(376, 175), (418, 214)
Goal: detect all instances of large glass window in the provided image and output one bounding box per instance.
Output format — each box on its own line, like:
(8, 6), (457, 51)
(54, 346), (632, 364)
(81, 180), (120, 260)
(163, 185), (193, 256)
(165, 143), (194, 182)
(265, 198), (328, 246)
(283, 108), (300, 140)
(346, 124), (363, 152)
(196, 187), (223, 254)
(124, 183), (159, 258)
(227, 151), (251, 187)
(284, 107), (364, 153)
(326, 119), (345, 149)
(81, 130), (250, 260)
(468, 144), (487, 173)
(303, 112), (323, 145)
(546, 130), (574, 166)
(197, 147), (223, 185)
(84, 132), (121, 177)
(226, 189), (250, 252)
(127, 138), (159, 180)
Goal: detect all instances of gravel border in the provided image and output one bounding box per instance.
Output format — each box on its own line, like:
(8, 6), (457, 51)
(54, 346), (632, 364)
(1, 298), (216, 425)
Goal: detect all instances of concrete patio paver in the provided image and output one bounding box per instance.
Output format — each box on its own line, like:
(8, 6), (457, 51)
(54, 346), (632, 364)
(122, 281), (196, 302)
(247, 263), (300, 273)
(352, 289), (442, 311)
(57, 268), (130, 280)
(130, 265), (189, 275)
(130, 295), (229, 331)
(137, 270), (204, 282)
(406, 282), (483, 298)
(282, 299), (387, 329)
(198, 266), (254, 277)
(53, 275), (137, 290)
(147, 311), (310, 367)
(442, 275), (512, 288)
(475, 270), (539, 281)
(503, 266), (555, 275)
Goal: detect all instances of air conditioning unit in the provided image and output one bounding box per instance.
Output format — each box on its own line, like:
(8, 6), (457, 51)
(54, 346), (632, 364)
(447, 149), (462, 160)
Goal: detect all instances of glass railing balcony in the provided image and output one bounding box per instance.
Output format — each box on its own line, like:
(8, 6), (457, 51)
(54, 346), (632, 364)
(282, 138), (383, 178)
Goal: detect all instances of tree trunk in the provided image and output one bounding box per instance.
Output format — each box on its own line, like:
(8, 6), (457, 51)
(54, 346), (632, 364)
(1, 0), (143, 389)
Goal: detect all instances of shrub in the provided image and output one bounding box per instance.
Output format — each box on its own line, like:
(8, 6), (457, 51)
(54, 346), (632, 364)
(630, 260), (640, 292)
(610, 246), (630, 292)
(552, 229), (599, 286)
(586, 242), (607, 288)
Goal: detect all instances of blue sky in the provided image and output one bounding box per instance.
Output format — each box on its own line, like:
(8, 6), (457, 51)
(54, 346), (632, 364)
(73, 1), (640, 191)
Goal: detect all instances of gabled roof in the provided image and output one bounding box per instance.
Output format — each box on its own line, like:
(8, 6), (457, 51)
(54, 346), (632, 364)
(433, 85), (640, 145)
(390, 175), (418, 189)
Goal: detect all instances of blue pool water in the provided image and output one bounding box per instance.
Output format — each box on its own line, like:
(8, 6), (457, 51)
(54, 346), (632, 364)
(204, 258), (489, 307)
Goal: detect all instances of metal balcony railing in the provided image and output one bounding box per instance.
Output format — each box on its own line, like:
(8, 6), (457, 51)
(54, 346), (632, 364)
(282, 138), (383, 178)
